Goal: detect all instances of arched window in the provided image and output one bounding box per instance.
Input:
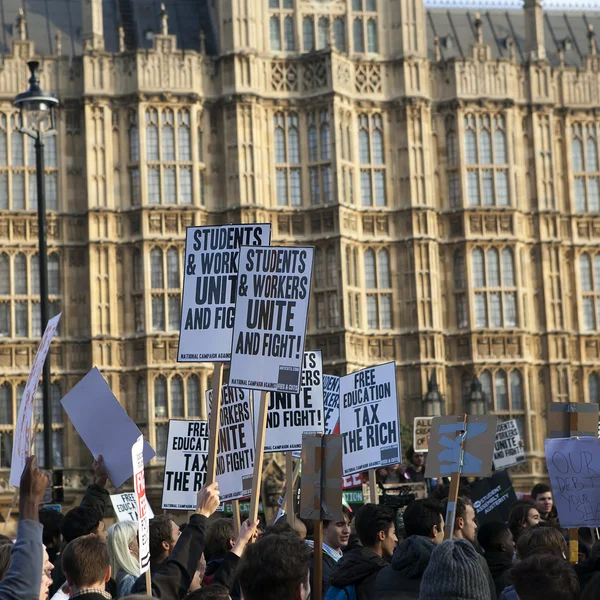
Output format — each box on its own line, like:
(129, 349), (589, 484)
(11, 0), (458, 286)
(270, 16), (282, 51)
(0, 383), (11, 425)
(495, 370), (508, 411)
(587, 133), (598, 172)
(284, 16), (294, 50)
(454, 252), (465, 289)
(177, 110), (191, 161)
(378, 250), (390, 288)
(166, 248), (180, 289)
(447, 132), (457, 167)
(502, 248), (515, 286)
(364, 250), (376, 289)
(31, 254), (40, 295)
(318, 17), (329, 50)
(479, 116), (492, 164)
(14, 253), (27, 294)
(510, 370), (523, 411)
(487, 249), (500, 286)
(334, 18), (345, 51)
(48, 254), (60, 295)
(366, 19), (377, 53)
(274, 114), (286, 164)
(187, 375), (201, 418)
(326, 248), (337, 286)
(320, 114), (330, 161)
(461, 373), (472, 410)
(372, 126), (384, 165)
(590, 373), (599, 404)
(161, 110), (175, 161)
(146, 109), (159, 161)
(494, 116), (507, 163)
(11, 121), (23, 166)
(464, 117), (477, 165)
(171, 376), (184, 418)
(34, 388), (43, 421)
(314, 248), (324, 287)
(581, 254), (593, 291)
(308, 121), (318, 162)
(353, 18), (364, 53)
(129, 112), (139, 162)
(358, 117), (370, 164)
(51, 382), (62, 424)
(472, 249), (485, 287)
(133, 249), (143, 292)
(151, 249), (164, 289)
(0, 254), (9, 295)
(287, 114), (299, 163)
(303, 17), (315, 51)
(154, 376), (168, 418)
(572, 135), (584, 172)
(581, 253), (598, 331)
(480, 370), (493, 411)
(136, 377), (148, 421)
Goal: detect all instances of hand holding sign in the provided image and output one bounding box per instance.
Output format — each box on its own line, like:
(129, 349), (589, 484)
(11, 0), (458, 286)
(197, 482), (221, 518)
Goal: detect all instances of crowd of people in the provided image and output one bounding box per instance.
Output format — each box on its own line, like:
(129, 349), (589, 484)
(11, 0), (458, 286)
(2, 448), (600, 600)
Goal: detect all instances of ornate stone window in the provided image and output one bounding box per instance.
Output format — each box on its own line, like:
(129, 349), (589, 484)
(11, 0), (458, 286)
(472, 247), (517, 328)
(150, 246), (182, 332)
(269, 0), (294, 51)
(346, 246), (360, 329)
(308, 108), (332, 205)
(352, 0), (378, 54)
(274, 112), (302, 206)
(197, 112), (206, 206)
(314, 246), (340, 329)
(334, 17), (346, 51)
(339, 111), (355, 205)
(358, 113), (386, 206)
(365, 248), (392, 330)
(571, 122), (600, 213)
(480, 368), (525, 439)
(454, 250), (468, 328)
(579, 252), (600, 331)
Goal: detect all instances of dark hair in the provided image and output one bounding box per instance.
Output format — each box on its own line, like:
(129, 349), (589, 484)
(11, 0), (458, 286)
(0, 536), (12, 547)
(354, 503), (395, 548)
(323, 506), (352, 529)
(508, 502), (536, 542)
(406, 446), (416, 462)
(150, 514), (176, 560)
(402, 499), (443, 538)
(531, 483), (552, 501)
(237, 533), (311, 600)
(516, 526), (567, 559)
(477, 521), (511, 553)
(441, 495), (472, 528)
(62, 534), (110, 588)
(0, 544), (12, 580)
(205, 518), (235, 561)
(186, 584), (231, 600)
(581, 572), (600, 600)
(512, 553), (579, 600)
(39, 507), (65, 548)
(264, 522), (298, 537)
(61, 507), (102, 544)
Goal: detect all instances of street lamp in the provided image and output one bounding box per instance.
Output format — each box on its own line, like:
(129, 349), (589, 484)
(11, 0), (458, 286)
(423, 371), (444, 417)
(468, 376), (487, 415)
(14, 61), (59, 470)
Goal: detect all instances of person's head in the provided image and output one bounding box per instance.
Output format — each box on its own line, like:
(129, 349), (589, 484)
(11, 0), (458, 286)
(205, 518), (235, 561)
(354, 503), (397, 558)
(512, 553), (579, 600)
(477, 522), (514, 559)
(237, 532), (311, 600)
(445, 496), (477, 544)
(40, 545), (53, 600)
(508, 502), (540, 542)
(107, 521), (140, 579)
(62, 535), (111, 593)
(419, 539), (491, 600)
(516, 526), (567, 560)
(61, 506), (106, 544)
(149, 514), (181, 564)
(322, 507), (351, 552)
(531, 483), (553, 517)
(402, 498), (445, 543)
(39, 508), (64, 550)
(406, 446), (425, 468)
(186, 584), (231, 600)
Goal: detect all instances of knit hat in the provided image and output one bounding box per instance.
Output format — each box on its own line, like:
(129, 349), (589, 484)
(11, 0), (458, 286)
(419, 539), (491, 600)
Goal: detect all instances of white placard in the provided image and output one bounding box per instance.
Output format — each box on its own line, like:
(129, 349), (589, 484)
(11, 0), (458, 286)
(162, 420), (209, 510)
(206, 387), (255, 502)
(178, 224), (271, 362)
(110, 493), (155, 523)
(256, 351), (324, 452)
(132, 435), (151, 574)
(10, 314), (61, 486)
(323, 375), (340, 435)
(229, 246), (314, 394)
(340, 362), (401, 477)
(492, 419), (525, 470)
(61, 368), (155, 489)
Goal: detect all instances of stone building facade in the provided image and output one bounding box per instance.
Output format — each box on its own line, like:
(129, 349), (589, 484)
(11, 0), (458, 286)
(0, 0), (598, 501)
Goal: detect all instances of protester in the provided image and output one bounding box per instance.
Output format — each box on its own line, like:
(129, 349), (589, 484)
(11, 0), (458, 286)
(443, 496), (497, 600)
(150, 514), (181, 571)
(531, 483), (558, 525)
(61, 535), (110, 600)
(477, 522), (515, 598)
(515, 526), (567, 560)
(581, 571), (600, 600)
(237, 532), (311, 600)
(39, 508), (64, 565)
(511, 553), (579, 600)
(375, 498), (444, 599)
(107, 521), (140, 597)
(270, 516), (307, 540)
(186, 584), (231, 600)
(403, 447), (425, 483)
(507, 502), (540, 543)
(419, 539), (491, 600)
(204, 518), (235, 585)
(326, 503), (397, 600)
(575, 541), (600, 593)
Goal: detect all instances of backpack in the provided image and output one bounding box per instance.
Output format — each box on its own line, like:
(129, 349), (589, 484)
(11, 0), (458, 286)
(324, 584), (357, 600)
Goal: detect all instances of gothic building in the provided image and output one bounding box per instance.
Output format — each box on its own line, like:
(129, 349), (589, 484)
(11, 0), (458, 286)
(0, 0), (598, 502)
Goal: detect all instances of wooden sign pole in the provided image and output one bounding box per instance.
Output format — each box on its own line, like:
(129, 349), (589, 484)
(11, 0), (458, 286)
(368, 469), (378, 504)
(444, 413), (468, 540)
(285, 451), (295, 527)
(206, 362), (225, 485)
(249, 390), (270, 523)
(273, 454), (302, 525)
(145, 570), (152, 596)
(232, 499), (242, 537)
(313, 519), (324, 600)
(568, 411), (579, 564)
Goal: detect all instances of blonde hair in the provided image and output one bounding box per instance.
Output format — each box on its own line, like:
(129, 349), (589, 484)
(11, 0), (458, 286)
(107, 521), (140, 578)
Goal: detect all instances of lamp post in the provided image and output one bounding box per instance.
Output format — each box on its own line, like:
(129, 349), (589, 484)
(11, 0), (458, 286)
(468, 376), (487, 416)
(423, 371), (444, 417)
(14, 61), (59, 470)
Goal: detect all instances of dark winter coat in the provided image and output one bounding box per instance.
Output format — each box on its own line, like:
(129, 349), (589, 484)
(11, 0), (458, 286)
(328, 546), (389, 600)
(483, 551), (513, 598)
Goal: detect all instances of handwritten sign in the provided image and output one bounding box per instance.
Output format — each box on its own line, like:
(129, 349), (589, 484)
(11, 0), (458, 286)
(413, 417), (433, 453)
(545, 437), (600, 528)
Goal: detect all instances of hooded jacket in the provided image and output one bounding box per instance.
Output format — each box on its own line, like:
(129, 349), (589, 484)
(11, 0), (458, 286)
(483, 551), (513, 598)
(375, 535), (435, 600)
(328, 546), (389, 600)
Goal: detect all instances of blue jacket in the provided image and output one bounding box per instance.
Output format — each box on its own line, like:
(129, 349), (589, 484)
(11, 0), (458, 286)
(499, 585), (518, 600)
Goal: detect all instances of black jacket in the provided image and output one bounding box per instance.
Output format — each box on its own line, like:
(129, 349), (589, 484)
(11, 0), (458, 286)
(484, 551), (513, 598)
(328, 546), (389, 600)
(310, 550), (338, 596)
(477, 551), (498, 600)
(375, 536), (435, 600)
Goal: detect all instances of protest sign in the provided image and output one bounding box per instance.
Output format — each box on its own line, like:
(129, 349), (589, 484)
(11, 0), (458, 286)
(426, 415), (497, 479)
(471, 471), (517, 525)
(323, 375), (340, 435)
(549, 402), (599, 438)
(413, 417), (433, 453)
(10, 314), (61, 486)
(545, 437), (600, 528)
(162, 420), (209, 510)
(132, 435), (151, 574)
(111, 493), (155, 523)
(61, 368), (155, 488)
(229, 246), (314, 394)
(206, 386), (255, 502)
(178, 224), (271, 362)
(340, 362), (401, 477)
(257, 351), (324, 452)
(493, 419), (525, 470)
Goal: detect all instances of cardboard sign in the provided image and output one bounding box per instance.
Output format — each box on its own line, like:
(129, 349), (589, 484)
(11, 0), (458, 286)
(323, 375), (340, 435)
(61, 368), (155, 489)
(178, 224), (271, 362)
(300, 434), (342, 521)
(340, 362), (402, 477)
(132, 435), (151, 574)
(162, 420), (209, 510)
(546, 437), (600, 528)
(206, 386), (255, 502)
(229, 246), (314, 394)
(471, 471), (517, 525)
(493, 419), (525, 470)
(111, 493), (155, 523)
(426, 415), (497, 478)
(548, 402), (599, 438)
(257, 351), (324, 452)
(10, 314), (61, 486)
(413, 417), (433, 453)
